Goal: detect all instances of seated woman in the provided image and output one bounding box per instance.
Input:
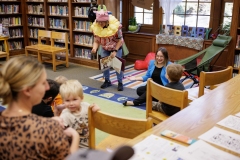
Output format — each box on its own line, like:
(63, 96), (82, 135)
(0, 56), (79, 159)
(123, 47), (171, 106)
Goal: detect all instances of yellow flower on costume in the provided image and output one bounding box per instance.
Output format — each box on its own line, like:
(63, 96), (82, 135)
(90, 15), (120, 37)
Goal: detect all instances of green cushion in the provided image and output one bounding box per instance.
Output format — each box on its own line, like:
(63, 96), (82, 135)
(212, 39), (228, 47)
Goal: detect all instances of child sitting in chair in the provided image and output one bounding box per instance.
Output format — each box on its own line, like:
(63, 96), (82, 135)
(59, 80), (100, 148)
(152, 63), (185, 116)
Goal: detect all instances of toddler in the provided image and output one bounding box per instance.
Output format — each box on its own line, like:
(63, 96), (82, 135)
(60, 79), (100, 148)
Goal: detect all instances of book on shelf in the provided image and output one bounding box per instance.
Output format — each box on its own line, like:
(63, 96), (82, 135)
(236, 35), (240, 48)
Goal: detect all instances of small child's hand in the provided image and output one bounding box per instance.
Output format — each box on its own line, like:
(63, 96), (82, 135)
(63, 127), (79, 138)
(90, 103), (100, 112)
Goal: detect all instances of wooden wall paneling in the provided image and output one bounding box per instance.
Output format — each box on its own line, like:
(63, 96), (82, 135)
(209, 0), (222, 35)
(157, 45), (198, 62)
(103, 0), (117, 18)
(124, 33), (156, 62)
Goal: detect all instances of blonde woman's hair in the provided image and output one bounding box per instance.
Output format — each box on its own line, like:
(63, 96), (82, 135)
(60, 80), (83, 100)
(0, 56), (45, 105)
(55, 75), (68, 85)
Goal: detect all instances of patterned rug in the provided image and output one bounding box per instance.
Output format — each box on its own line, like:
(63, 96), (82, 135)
(89, 64), (196, 89)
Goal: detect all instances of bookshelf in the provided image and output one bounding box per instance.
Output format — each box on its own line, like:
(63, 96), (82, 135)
(70, 0), (98, 68)
(0, 0), (26, 55)
(47, 0), (71, 59)
(25, 0), (48, 47)
(229, 0), (240, 76)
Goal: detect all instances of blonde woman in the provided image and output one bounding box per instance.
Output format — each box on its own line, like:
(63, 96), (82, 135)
(0, 56), (79, 159)
(123, 47), (171, 106)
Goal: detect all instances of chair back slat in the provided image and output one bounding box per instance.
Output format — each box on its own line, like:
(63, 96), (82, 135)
(88, 108), (152, 149)
(146, 79), (188, 123)
(147, 79), (188, 109)
(198, 66), (233, 97)
(50, 31), (68, 49)
(38, 30), (51, 44)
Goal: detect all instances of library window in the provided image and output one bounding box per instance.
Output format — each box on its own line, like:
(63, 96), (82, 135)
(164, 0), (212, 28)
(134, 5), (153, 25)
(222, 1), (233, 25)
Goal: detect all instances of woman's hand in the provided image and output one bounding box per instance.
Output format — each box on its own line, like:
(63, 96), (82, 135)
(91, 48), (97, 54)
(110, 51), (117, 58)
(127, 76), (136, 81)
(90, 103), (100, 112)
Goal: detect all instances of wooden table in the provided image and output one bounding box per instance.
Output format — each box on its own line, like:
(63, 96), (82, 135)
(127, 74), (240, 157)
(0, 36), (9, 60)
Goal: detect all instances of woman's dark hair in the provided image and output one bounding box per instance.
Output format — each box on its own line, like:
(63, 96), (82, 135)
(155, 47), (169, 66)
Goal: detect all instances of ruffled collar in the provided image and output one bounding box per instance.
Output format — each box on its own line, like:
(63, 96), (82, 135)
(90, 15), (120, 37)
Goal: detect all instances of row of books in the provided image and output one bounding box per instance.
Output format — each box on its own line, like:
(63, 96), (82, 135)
(9, 28), (23, 38)
(74, 34), (93, 46)
(49, 5), (68, 16)
(49, 18), (67, 29)
(0, 4), (20, 14)
(29, 40), (46, 45)
(29, 28), (39, 38)
(234, 53), (240, 68)
(28, 4), (44, 15)
(27, 0), (44, 2)
(6, 41), (22, 50)
(73, 0), (91, 2)
(0, 17), (21, 26)
(48, 0), (67, 2)
(74, 48), (93, 59)
(73, 20), (91, 31)
(28, 17), (45, 27)
(0, 0), (18, 1)
(74, 6), (89, 17)
(236, 35), (240, 48)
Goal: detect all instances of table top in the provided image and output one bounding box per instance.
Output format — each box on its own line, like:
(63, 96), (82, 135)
(127, 74), (240, 156)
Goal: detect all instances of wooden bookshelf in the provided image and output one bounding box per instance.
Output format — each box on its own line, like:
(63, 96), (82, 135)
(25, 0), (48, 46)
(0, 0), (26, 55)
(70, 0), (98, 68)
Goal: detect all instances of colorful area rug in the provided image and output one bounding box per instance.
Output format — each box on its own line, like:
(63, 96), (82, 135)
(83, 85), (145, 109)
(90, 64), (195, 89)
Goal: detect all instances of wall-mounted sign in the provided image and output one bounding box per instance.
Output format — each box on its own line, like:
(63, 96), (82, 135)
(131, 0), (153, 10)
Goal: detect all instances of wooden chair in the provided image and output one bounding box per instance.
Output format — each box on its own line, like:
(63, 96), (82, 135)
(0, 51), (9, 61)
(146, 79), (189, 124)
(38, 31), (69, 71)
(0, 36), (10, 61)
(25, 30), (51, 58)
(187, 66), (233, 102)
(88, 107), (152, 150)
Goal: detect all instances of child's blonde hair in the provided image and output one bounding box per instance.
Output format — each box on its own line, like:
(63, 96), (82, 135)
(60, 80), (83, 100)
(55, 75), (68, 85)
(166, 64), (183, 82)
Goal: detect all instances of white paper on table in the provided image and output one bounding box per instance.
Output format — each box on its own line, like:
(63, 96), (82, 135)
(198, 127), (240, 154)
(112, 57), (122, 74)
(217, 115), (240, 132)
(177, 140), (240, 160)
(235, 112), (240, 117)
(129, 134), (185, 160)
